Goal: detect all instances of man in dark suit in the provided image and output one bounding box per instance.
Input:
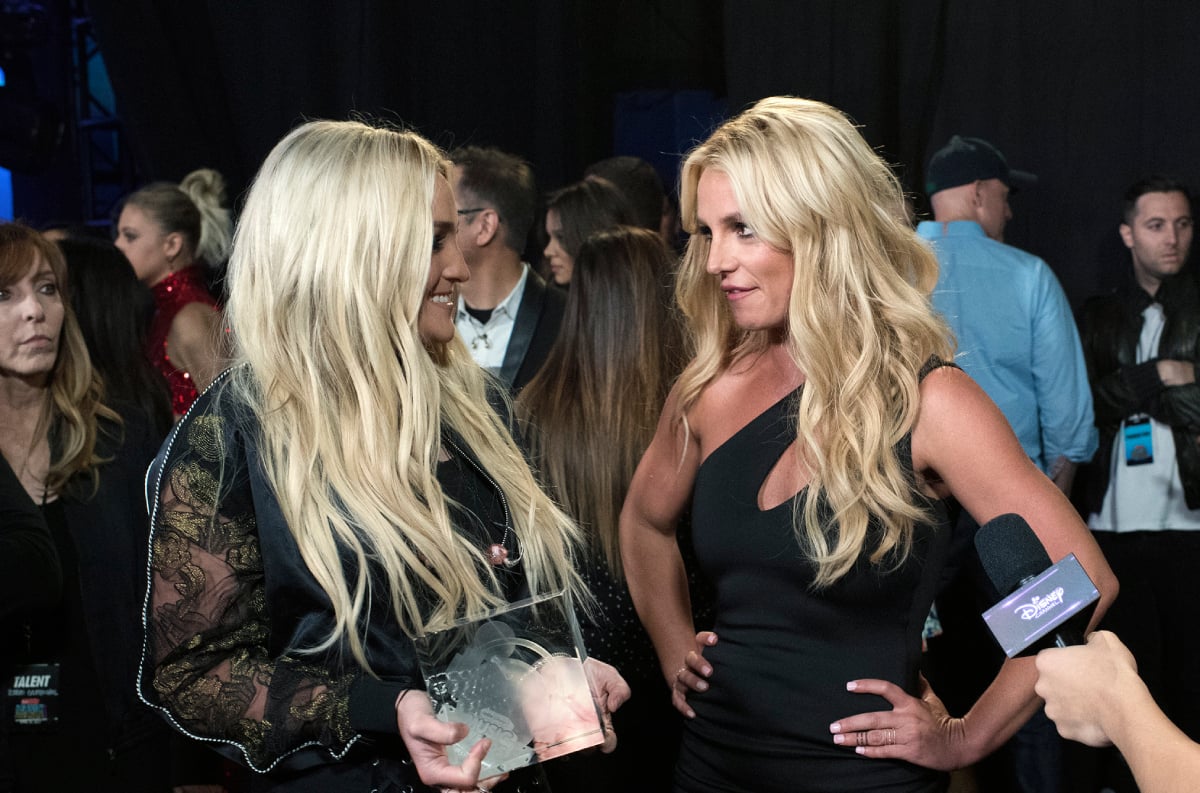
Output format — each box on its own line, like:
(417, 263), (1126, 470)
(451, 146), (565, 392)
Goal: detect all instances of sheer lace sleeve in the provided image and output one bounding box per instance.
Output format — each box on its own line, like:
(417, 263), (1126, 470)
(141, 407), (359, 772)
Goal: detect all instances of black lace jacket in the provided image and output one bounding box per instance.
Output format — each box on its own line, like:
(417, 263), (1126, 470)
(137, 371), (519, 774)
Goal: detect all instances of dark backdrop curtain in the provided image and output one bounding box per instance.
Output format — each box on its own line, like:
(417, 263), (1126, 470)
(724, 0), (1199, 308)
(85, 0), (722, 223)
(82, 0), (1198, 306)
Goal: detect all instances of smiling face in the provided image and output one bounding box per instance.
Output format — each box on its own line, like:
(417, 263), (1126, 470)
(695, 168), (794, 332)
(543, 209), (573, 285)
(0, 255), (64, 382)
(418, 176), (470, 345)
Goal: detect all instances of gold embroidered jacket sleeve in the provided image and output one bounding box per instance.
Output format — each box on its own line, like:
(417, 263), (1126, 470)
(138, 380), (416, 773)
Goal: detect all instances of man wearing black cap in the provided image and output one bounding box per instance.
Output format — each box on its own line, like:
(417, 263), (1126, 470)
(919, 135), (1096, 492)
(917, 135), (1097, 793)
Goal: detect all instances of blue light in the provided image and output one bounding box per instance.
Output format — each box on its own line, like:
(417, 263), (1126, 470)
(0, 64), (11, 221)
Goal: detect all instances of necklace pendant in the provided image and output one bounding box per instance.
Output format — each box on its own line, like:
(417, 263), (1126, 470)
(488, 543), (509, 566)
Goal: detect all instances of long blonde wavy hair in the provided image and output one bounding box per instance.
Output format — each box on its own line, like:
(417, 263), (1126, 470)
(675, 97), (953, 587)
(223, 120), (584, 668)
(0, 223), (116, 498)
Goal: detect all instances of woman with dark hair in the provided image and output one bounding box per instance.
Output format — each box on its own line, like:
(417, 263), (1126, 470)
(518, 225), (698, 790)
(0, 222), (174, 791)
(541, 177), (636, 286)
(115, 168), (231, 416)
(57, 236), (174, 438)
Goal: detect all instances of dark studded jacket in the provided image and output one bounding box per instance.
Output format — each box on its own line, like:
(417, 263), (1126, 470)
(1074, 270), (1200, 516)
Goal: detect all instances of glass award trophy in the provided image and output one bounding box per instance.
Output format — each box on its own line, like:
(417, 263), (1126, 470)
(414, 589), (605, 777)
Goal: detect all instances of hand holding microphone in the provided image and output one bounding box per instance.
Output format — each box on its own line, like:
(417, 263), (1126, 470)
(1035, 633), (1200, 793)
(1034, 630), (1138, 748)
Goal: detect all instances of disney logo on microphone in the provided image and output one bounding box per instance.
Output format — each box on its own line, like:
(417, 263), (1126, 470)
(1014, 586), (1065, 621)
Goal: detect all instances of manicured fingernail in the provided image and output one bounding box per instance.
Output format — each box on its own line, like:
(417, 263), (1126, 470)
(856, 746), (865, 755)
(702, 666), (712, 676)
(846, 681), (858, 691)
(829, 722), (841, 733)
(833, 734), (845, 745)
(696, 680), (709, 691)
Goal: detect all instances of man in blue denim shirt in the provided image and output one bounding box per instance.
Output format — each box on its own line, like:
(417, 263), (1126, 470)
(916, 135), (1098, 793)
(919, 136), (1097, 487)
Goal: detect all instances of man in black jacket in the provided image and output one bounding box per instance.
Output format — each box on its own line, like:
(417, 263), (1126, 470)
(450, 146), (565, 393)
(1072, 175), (1200, 792)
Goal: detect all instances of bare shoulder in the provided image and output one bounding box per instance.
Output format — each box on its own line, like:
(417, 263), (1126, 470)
(911, 364), (1029, 495)
(914, 363), (993, 426)
(691, 350), (804, 462)
(166, 302), (227, 390)
(170, 301), (220, 334)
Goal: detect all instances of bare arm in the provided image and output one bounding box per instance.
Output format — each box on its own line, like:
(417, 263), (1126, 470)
(166, 302), (227, 393)
(1037, 631), (1200, 793)
(923, 368), (1116, 764)
(619, 385), (704, 691)
(838, 367), (1117, 769)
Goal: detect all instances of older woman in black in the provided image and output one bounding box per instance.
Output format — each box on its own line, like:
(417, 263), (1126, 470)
(0, 222), (172, 792)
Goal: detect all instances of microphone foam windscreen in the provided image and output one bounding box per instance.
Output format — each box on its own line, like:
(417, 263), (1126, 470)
(974, 512), (1053, 596)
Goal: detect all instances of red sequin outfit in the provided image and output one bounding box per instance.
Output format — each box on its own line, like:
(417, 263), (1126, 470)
(147, 265), (220, 416)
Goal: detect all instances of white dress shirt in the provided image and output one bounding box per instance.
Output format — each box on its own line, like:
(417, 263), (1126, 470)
(454, 264), (530, 374)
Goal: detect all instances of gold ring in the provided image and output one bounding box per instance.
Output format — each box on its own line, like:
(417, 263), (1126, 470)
(857, 731), (868, 746)
(886, 727), (896, 745)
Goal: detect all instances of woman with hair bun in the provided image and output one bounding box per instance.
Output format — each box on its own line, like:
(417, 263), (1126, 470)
(619, 97), (1118, 792)
(116, 167), (231, 416)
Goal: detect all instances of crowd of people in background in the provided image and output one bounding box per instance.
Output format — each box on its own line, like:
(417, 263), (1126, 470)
(0, 94), (1195, 793)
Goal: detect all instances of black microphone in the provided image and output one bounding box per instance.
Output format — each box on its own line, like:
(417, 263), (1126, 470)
(974, 513), (1098, 657)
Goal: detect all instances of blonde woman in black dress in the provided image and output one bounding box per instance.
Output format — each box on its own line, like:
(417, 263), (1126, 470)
(620, 97), (1118, 793)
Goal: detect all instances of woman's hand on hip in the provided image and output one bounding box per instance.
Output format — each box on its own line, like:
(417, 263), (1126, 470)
(670, 631), (718, 719)
(829, 674), (968, 771)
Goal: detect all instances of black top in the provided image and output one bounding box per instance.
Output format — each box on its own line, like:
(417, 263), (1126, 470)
(0, 456), (60, 621)
(1, 404), (175, 791)
(679, 380), (952, 792)
(139, 370), (543, 790)
(506, 270), (566, 393)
